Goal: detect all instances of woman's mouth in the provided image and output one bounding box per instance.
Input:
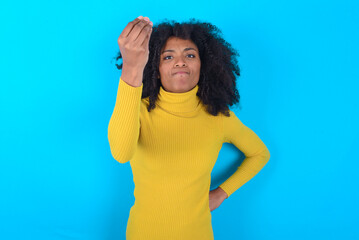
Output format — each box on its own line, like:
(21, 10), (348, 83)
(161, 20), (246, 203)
(174, 72), (189, 75)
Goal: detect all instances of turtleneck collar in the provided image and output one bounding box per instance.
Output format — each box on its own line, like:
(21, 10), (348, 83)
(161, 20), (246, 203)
(156, 84), (201, 114)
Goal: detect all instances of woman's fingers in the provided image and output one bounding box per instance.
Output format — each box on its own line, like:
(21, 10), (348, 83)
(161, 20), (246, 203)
(136, 21), (153, 46)
(119, 16), (142, 39)
(127, 19), (151, 43)
(118, 16), (153, 46)
(140, 27), (152, 51)
(117, 16), (153, 70)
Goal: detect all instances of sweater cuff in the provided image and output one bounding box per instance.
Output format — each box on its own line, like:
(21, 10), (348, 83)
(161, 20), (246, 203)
(218, 184), (231, 199)
(116, 77), (143, 102)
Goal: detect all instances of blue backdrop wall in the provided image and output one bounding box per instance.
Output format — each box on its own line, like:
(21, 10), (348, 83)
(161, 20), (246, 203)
(1, 0), (358, 239)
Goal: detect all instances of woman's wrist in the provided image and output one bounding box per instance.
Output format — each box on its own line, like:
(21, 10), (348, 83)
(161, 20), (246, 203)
(121, 65), (144, 87)
(217, 187), (228, 200)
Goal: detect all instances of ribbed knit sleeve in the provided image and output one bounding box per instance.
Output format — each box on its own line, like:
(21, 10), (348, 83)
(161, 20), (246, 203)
(107, 77), (143, 164)
(219, 110), (270, 198)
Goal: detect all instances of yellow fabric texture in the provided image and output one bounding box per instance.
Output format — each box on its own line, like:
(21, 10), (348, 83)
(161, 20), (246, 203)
(108, 77), (270, 240)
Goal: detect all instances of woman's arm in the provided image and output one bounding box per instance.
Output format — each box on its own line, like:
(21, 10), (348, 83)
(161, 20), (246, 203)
(107, 77), (143, 164)
(108, 16), (153, 164)
(219, 111), (271, 198)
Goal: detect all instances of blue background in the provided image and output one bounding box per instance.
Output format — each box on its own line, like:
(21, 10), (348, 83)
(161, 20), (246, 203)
(1, 0), (358, 239)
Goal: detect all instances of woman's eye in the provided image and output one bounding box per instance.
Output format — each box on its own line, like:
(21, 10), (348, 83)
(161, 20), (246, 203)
(163, 54), (195, 60)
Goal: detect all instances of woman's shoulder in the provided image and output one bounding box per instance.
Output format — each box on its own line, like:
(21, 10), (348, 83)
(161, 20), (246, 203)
(141, 96), (149, 102)
(140, 97), (150, 112)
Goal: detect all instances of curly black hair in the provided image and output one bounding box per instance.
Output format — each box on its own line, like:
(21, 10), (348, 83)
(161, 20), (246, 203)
(113, 18), (241, 117)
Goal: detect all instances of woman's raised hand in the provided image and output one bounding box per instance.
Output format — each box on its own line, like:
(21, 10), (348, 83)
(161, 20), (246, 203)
(118, 16), (153, 73)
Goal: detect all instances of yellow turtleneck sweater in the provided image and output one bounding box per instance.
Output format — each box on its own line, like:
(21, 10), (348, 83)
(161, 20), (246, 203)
(108, 77), (270, 240)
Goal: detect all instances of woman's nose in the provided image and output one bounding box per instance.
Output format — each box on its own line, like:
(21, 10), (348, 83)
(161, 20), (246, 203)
(175, 62), (187, 67)
(174, 57), (187, 67)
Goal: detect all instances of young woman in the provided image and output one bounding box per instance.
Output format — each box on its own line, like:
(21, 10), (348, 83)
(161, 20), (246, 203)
(108, 15), (270, 240)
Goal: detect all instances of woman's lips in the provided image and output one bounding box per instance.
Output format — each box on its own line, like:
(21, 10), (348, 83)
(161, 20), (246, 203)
(174, 72), (189, 75)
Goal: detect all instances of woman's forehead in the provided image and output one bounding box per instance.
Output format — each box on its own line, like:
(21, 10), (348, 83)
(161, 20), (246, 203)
(162, 37), (198, 51)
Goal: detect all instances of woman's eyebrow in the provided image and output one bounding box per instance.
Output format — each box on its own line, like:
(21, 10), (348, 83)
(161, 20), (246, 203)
(161, 47), (197, 54)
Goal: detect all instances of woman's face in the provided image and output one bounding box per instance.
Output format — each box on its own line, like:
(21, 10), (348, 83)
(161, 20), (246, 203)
(158, 37), (201, 93)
